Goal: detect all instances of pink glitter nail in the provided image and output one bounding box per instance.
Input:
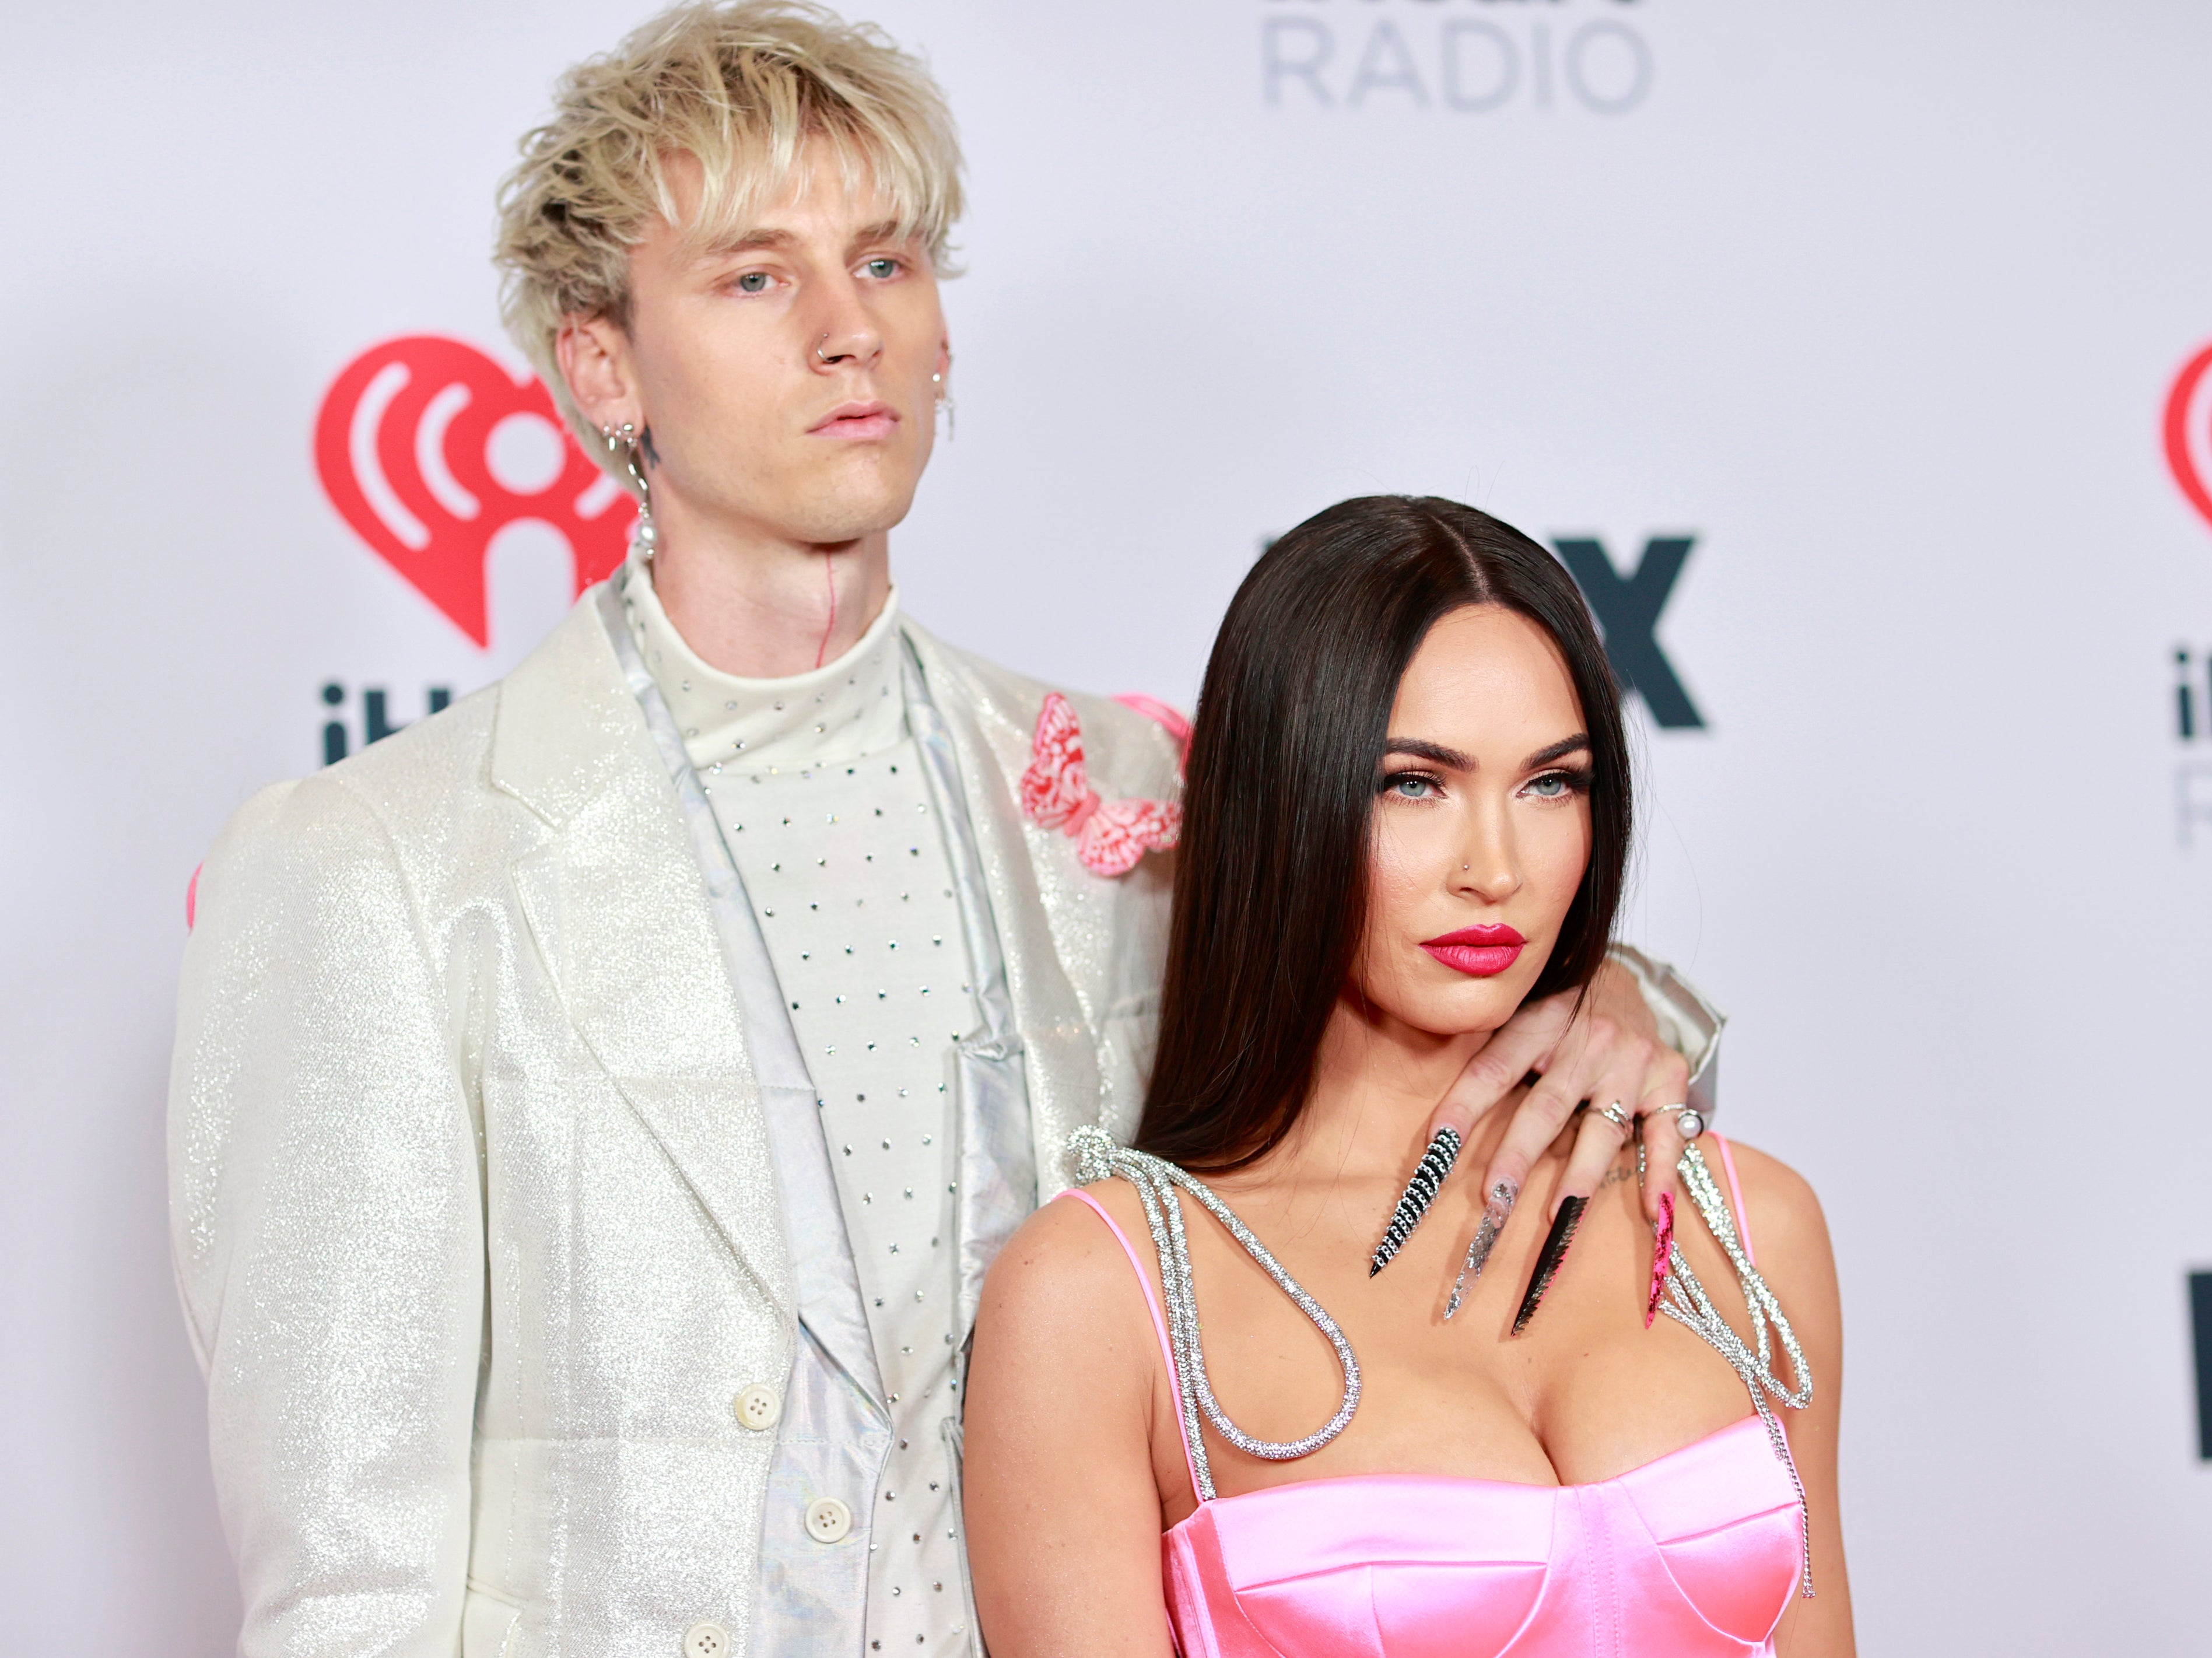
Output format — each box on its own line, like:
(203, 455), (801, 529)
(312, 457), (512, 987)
(1645, 1191), (1674, 1329)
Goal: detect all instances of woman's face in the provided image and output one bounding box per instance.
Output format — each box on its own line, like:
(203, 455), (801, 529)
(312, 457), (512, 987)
(1353, 603), (1596, 1038)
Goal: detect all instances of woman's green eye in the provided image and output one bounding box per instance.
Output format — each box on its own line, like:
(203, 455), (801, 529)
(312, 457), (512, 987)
(735, 272), (770, 294)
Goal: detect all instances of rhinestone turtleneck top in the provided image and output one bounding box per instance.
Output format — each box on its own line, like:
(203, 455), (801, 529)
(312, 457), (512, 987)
(621, 560), (976, 1655)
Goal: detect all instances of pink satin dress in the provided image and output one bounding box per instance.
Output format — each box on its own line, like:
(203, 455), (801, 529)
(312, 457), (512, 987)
(1063, 1135), (1804, 1658)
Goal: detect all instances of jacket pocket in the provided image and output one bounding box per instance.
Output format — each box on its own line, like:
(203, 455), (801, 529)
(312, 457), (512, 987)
(461, 1585), (523, 1658)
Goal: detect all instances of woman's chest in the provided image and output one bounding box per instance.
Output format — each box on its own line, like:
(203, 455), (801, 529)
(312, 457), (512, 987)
(1176, 1182), (1762, 1499)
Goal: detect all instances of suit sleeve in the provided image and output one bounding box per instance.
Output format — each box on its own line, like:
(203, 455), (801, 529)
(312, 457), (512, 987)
(169, 777), (481, 1657)
(1605, 942), (1726, 1120)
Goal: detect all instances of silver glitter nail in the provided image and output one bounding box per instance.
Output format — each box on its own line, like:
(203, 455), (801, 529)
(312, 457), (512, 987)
(1443, 1179), (1517, 1320)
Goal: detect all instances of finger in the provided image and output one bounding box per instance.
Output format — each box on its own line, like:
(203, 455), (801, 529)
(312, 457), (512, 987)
(1554, 1056), (1645, 1209)
(1475, 1016), (1609, 1224)
(1424, 991), (1576, 1145)
(1633, 1048), (1693, 1225)
(1558, 1106), (1635, 1218)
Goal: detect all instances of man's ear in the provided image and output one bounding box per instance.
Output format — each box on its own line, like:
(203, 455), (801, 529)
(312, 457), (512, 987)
(555, 314), (641, 433)
(935, 335), (952, 380)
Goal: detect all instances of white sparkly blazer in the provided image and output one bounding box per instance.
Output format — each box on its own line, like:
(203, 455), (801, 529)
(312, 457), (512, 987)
(167, 586), (1181, 1657)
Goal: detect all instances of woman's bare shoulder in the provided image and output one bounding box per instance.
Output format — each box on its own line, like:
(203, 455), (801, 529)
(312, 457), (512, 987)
(1709, 1137), (1831, 1265)
(976, 1183), (1159, 1359)
(1703, 1136), (1841, 1346)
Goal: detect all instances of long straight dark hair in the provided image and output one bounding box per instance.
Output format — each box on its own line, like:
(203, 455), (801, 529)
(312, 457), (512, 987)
(1134, 496), (1632, 1173)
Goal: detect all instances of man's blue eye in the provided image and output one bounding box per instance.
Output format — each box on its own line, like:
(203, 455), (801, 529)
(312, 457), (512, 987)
(735, 272), (770, 294)
(864, 257), (898, 278)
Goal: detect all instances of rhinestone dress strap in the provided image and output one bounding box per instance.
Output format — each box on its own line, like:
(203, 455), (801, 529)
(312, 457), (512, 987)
(1057, 1189), (1203, 1498)
(1654, 1138), (1818, 1600)
(1068, 1126), (1361, 1503)
(1709, 1132), (1757, 1263)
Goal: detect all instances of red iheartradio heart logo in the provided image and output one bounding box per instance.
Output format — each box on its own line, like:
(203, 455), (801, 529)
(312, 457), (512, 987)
(2165, 343), (2212, 538)
(314, 335), (636, 647)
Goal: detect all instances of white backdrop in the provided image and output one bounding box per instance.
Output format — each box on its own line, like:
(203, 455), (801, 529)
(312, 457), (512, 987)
(4, 0), (2210, 1649)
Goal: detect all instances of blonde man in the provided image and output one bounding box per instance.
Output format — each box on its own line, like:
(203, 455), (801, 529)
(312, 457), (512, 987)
(169, 4), (1720, 1654)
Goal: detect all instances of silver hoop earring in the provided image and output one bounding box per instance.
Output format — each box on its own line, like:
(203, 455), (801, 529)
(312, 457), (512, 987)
(933, 370), (955, 439)
(600, 420), (656, 560)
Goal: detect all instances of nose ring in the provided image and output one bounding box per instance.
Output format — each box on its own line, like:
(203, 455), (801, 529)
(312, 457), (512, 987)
(816, 334), (836, 364)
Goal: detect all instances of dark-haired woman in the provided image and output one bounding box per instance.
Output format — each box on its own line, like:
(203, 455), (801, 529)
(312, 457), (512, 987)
(963, 497), (1852, 1657)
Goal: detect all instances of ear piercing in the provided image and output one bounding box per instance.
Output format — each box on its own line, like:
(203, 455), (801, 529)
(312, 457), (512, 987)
(1369, 1126), (1460, 1277)
(597, 420), (655, 559)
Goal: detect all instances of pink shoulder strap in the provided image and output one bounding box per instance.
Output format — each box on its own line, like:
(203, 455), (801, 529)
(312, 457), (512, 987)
(1058, 1190), (1202, 1496)
(1707, 1133), (1755, 1265)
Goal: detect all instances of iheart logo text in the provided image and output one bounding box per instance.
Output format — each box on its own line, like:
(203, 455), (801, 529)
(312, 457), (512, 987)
(314, 336), (634, 646)
(2165, 343), (2212, 539)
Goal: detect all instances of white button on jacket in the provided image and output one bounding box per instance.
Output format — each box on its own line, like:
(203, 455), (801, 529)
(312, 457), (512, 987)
(804, 1496), (853, 1544)
(734, 1383), (781, 1431)
(682, 1621), (730, 1658)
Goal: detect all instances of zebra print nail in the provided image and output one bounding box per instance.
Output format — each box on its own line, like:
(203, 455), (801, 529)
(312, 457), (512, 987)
(1368, 1126), (1462, 1277)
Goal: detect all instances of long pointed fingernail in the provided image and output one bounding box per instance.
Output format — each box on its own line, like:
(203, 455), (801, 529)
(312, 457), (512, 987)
(1443, 1180), (1517, 1319)
(1644, 1190), (1674, 1330)
(1511, 1194), (1587, 1335)
(1369, 1126), (1461, 1277)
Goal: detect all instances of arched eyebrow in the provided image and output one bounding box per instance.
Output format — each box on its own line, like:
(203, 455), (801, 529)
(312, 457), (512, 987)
(1380, 734), (1591, 771)
(1382, 738), (1472, 769)
(1522, 734), (1592, 769)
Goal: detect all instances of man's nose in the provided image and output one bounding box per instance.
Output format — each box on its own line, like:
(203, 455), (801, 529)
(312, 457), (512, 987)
(809, 278), (883, 370)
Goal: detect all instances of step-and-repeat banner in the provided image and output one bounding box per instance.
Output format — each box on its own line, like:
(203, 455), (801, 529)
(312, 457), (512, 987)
(4, 1), (2208, 1649)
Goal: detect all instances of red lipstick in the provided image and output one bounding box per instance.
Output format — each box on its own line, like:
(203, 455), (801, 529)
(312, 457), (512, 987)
(1420, 923), (1527, 977)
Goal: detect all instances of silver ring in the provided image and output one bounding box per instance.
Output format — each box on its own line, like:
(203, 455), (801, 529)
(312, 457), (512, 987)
(1594, 1101), (1633, 1137)
(816, 334), (835, 363)
(1653, 1103), (1706, 1140)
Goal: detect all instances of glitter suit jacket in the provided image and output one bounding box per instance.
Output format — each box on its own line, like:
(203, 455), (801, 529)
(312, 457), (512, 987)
(166, 590), (1180, 1657)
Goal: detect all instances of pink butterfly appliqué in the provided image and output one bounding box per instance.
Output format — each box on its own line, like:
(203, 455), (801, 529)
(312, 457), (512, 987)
(1019, 692), (1182, 878)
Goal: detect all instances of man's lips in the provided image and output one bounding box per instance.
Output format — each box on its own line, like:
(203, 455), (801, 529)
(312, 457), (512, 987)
(808, 400), (898, 439)
(1419, 924), (1527, 978)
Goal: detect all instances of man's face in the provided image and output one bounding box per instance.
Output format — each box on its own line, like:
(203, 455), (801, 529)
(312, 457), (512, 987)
(569, 142), (948, 549)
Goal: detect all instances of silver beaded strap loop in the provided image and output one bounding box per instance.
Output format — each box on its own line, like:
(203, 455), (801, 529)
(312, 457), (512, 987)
(1656, 1140), (1817, 1600)
(1070, 1126), (1360, 1502)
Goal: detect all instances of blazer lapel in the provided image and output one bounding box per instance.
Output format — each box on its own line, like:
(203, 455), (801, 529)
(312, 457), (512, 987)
(902, 623), (1104, 1195)
(495, 597), (794, 1319)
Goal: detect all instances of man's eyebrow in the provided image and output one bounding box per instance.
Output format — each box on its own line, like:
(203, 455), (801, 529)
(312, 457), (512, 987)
(1382, 738), (1473, 769)
(703, 226), (797, 256)
(849, 219), (913, 248)
(1523, 734), (1592, 768)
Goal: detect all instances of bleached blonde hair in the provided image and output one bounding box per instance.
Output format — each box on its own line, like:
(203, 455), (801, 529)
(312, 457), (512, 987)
(493, 0), (964, 455)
